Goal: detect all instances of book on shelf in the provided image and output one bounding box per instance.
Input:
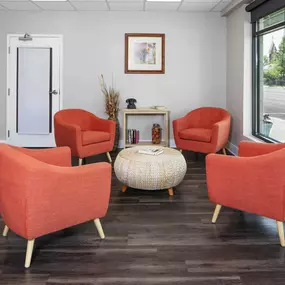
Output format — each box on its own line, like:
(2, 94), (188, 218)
(138, 148), (164, 156)
(127, 129), (140, 144)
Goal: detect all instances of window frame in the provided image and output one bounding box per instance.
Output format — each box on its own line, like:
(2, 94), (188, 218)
(252, 15), (285, 143)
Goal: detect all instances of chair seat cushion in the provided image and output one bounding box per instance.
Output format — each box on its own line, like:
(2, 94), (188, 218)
(179, 128), (212, 143)
(82, 131), (111, 146)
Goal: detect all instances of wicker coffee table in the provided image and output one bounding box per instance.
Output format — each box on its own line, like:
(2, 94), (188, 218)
(114, 146), (187, 196)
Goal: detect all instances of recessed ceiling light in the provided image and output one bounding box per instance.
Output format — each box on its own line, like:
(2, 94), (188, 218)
(31, 0), (67, 2)
(147, 0), (181, 1)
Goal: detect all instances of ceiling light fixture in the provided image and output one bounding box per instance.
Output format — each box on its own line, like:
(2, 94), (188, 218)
(146, 0), (181, 2)
(31, 0), (67, 2)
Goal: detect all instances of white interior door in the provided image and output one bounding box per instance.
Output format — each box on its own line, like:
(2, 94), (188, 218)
(7, 35), (62, 147)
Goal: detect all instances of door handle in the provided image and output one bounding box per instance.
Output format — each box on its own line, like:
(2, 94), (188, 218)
(49, 90), (58, 95)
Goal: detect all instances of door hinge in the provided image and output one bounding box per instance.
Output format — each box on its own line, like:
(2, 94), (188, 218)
(8, 130), (10, 138)
(8, 46), (10, 54)
(8, 88), (10, 96)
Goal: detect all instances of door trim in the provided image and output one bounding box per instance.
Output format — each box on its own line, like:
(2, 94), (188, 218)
(6, 34), (63, 143)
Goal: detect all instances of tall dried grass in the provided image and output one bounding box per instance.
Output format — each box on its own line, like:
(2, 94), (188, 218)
(99, 74), (120, 120)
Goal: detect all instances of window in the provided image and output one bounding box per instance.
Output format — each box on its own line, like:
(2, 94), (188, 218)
(253, 8), (285, 142)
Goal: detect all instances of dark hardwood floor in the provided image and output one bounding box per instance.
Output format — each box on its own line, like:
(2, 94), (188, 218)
(0, 150), (284, 284)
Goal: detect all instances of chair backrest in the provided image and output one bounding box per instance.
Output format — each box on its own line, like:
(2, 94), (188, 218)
(0, 144), (112, 240)
(188, 107), (230, 129)
(206, 147), (285, 222)
(0, 144), (46, 238)
(54, 109), (96, 131)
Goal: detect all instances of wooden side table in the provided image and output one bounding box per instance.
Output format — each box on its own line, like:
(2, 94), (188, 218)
(122, 108), (169, 148)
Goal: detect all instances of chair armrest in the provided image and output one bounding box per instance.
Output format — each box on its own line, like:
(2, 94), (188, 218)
(90, 116), (116, 134)
(238, 141), (285, 157)
(173, 115), (191, 133)
(54, 121), (82, 154)
(10, 146), (71, 167)
(25, 162), (112, 239)
(211, 117), (231, 151)
(206, 150), (285, 221)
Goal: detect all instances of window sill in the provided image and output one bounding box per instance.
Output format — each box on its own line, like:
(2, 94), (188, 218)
(244, 134), (278, 144)
(243, 134), (265, 143)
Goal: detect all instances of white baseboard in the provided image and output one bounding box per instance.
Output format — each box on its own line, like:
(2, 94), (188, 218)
(3, 138), (235, 154)
(227, 141), (238, 156)
(119, 139), (237, 153)
(119, 139), (176, 148)
(2, 139), (174, 148)
(2, 137), (234, 154)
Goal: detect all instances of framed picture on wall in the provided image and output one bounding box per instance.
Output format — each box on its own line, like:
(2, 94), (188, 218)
(125, 33), (165, 74)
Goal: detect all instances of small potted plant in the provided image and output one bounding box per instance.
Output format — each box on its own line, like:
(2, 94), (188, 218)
(99, 74), (120, 151)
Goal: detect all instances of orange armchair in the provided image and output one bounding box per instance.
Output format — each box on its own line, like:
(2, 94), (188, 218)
(206, 141), (285, 246)
(0, 144), (112, 268)
(54, 109), (116, 165)
(173, 107), (231, 154)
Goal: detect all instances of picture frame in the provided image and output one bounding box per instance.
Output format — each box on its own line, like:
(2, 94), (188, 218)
(125, 33), (165, 74)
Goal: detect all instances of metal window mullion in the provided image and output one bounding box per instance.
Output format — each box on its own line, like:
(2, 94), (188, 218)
(255, 20), (285, 36)
(49, 48), (52, 134)
(256, 32), (261, 136)
(16, 48), (19, 134)
(252, 22), (261, 137)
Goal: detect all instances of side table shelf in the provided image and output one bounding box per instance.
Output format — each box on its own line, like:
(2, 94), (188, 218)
(123, 108), (169, 148)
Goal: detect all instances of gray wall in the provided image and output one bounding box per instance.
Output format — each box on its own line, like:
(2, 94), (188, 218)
(226, 5), (252, 154)
(0, 11), (227, 143)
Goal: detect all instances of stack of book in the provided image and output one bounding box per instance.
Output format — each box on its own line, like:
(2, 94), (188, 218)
(138, 148), (164, 156)
(127, 129), (140, 144)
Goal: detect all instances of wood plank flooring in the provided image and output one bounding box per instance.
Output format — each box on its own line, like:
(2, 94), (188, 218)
(0, 150), (284, 284)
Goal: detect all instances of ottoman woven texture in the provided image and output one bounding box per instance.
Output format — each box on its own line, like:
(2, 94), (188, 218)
(114, 146), (187, 191)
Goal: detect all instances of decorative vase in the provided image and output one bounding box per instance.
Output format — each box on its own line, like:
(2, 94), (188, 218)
(262, 114), (273, 137)
(152, 123), (162, 144)
(262, 120), (273, 137)
(110, 118), (120, 151)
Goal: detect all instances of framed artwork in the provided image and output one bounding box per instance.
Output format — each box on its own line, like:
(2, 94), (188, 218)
(125, 33), (165, 74)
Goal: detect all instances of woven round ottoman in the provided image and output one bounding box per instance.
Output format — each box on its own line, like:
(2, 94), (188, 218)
(114, 146), (187, 195)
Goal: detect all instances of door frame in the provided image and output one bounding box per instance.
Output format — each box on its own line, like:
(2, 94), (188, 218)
(6, 34), (64, 143)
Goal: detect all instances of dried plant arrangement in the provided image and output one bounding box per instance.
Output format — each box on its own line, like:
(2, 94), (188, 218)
(99, 74), (120, 121)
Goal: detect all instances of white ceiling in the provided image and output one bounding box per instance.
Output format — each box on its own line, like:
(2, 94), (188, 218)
(0, 0), (232, 12)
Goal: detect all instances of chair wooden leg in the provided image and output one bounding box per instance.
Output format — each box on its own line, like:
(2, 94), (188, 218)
(79, 158), (83, 166)
(168, 188), (174, 196)
(122, 185), (127, 193)
(94, 218), (105, 239)
(222, 148), (227, 155)
(106, 152), (112, 163)
(277, 221), (285, 247)
(25, 239), (35, 268)
(2, 225), (9, 237)
(212, 204), (222, 223)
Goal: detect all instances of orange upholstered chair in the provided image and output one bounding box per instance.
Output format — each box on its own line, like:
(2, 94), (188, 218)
(54, 109), (116, 165)
(206, 141), (285, 246)
(0, 144), (112, 268)
(173, 107), (231, 154)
